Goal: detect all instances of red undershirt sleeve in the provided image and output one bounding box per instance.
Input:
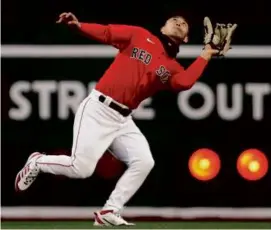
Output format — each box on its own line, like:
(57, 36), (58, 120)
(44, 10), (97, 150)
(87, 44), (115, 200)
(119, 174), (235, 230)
(78, 23), (142, 50)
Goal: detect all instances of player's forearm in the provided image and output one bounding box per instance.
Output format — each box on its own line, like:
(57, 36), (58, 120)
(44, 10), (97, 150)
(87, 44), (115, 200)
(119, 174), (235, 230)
(171, 57), (208, 90)
(78, 23), (110, 43)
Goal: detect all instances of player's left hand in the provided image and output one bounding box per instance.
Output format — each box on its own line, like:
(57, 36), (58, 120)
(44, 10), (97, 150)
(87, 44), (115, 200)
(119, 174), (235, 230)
(200, 44), (219, 61)
(203, 17), (237, 56)
(217, 23), (238, 55)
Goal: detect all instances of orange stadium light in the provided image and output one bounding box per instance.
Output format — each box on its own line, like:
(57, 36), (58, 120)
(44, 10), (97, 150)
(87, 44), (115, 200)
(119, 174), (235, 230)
(188, 148), (221, 181)
(237, 149), (269, 181)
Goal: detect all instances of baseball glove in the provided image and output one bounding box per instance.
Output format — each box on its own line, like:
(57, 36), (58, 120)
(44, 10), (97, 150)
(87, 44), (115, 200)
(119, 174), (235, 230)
(203, 17), (237, 56)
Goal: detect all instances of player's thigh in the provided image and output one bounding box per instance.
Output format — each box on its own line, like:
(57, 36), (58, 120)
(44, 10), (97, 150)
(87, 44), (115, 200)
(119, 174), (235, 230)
(72, 98), (117, 163)
(110, 120), (154, 168)
(72, 96), (90, 154)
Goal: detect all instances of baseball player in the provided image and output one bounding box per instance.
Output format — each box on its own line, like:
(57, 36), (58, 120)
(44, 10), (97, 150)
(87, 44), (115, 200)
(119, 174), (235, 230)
(15, 12), (237, 226)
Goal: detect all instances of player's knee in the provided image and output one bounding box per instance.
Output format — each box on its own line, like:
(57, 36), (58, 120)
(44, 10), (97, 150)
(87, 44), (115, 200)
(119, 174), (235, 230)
(73, 159), (96, 179)
(76, 167), (94, 179)
(143, 156), (155, 172)
(136, 155), (155, 174)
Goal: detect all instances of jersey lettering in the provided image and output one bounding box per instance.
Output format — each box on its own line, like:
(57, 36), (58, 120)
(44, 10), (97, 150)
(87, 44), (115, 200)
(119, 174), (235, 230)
(155, 65), (171, 84)
(131, 47), (152, 65)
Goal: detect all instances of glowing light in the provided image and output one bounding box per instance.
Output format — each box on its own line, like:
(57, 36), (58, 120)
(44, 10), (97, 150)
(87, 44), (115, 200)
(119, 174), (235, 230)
(237, 149), (268, 181)
(248, 160), (260, 172)
(189, 148), (220, 181)
(199, 158), (210, 170)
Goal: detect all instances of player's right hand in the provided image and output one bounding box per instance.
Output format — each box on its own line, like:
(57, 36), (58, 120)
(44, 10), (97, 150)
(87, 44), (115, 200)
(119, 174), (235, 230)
(56, 12), (81, 28)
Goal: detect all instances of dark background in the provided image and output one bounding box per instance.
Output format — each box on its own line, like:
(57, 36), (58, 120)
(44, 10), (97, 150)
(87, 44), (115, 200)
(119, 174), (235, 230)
(2, 0), (271, 208)
(2, 0), (271, 45)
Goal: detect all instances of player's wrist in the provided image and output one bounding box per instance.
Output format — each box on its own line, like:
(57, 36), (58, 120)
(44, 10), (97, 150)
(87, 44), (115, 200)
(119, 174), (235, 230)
(200, 51), (211, 61)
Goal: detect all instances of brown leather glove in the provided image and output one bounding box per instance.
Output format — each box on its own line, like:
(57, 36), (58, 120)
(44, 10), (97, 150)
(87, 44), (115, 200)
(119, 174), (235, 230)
(203, 17), (237, 56)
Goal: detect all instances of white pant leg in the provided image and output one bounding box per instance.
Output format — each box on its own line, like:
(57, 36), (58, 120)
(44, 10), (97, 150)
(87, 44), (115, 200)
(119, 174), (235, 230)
(36, 94), (121, 178)
(103, 118), (155, 211)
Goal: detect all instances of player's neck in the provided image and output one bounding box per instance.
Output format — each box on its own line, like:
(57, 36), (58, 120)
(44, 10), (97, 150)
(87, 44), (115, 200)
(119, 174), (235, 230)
(165, 35), (181, 45)
(160, 30), (182, 46)
(156, 31), (179, 58)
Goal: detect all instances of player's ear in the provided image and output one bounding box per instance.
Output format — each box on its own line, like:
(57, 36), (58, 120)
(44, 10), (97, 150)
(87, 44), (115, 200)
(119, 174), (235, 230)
(184, 36), (188, 43)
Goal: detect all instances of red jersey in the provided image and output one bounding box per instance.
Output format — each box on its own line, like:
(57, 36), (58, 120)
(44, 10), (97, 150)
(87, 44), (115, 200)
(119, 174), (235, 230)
(79, 23), (208, 109)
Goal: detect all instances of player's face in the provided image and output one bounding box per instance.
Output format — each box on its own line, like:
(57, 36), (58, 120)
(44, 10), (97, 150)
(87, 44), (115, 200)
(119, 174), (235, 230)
(162, 16), (189, 43)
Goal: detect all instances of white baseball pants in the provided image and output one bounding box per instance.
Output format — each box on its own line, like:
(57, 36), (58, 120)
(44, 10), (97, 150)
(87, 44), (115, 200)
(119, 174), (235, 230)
(36, 89), (154, 211)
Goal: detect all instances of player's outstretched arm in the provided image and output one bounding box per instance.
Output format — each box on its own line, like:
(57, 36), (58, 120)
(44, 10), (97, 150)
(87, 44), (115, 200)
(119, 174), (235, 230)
(169, 16), (237, 91)
(169, 45), (218, 90)
(56, 12), (140, 50)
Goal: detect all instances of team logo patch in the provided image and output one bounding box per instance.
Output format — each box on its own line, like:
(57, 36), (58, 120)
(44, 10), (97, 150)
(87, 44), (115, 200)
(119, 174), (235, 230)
(155, 65), (171, 84)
